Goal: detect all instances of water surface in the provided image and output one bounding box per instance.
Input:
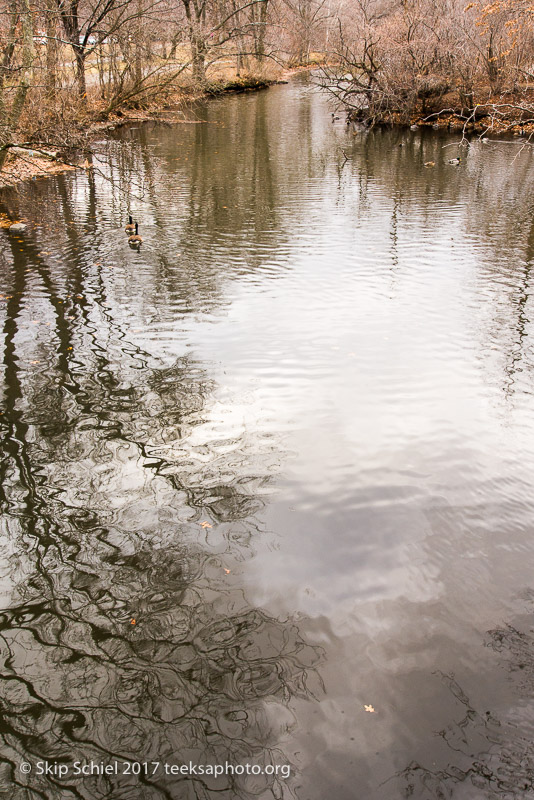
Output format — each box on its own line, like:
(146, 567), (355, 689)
(1, 75), (534, 799)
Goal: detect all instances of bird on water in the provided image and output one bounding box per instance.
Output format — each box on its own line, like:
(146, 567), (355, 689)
(125, 215), (135, 232)
(128, 223), (143, 245)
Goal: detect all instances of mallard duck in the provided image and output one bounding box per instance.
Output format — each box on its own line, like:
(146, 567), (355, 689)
(448, 157), (461, 165)
(125, 215), (135, 233)
(128, 223), (143, 245)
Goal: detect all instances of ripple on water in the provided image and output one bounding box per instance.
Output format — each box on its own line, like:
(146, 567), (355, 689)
(0, 74), (534, 799)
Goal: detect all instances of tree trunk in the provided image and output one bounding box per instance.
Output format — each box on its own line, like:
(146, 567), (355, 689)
(134, 0), (143, 88)
(191, 32), (206, 83)
(74, 47), (87, 99)
(45, 1), (58, 100)
(9, 0), (33, 125)
(56, 1), (87, 101)
(0, 0), (34, 170)
(255, 0), (268, 62)
(0, 1), (18, 122)
(183, 0), (206, 84)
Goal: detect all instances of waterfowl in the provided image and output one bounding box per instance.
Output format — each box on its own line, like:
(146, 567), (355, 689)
(448, 157), (461, 165)
(128, 223), (143, 244)
(125, 215), (135, 232)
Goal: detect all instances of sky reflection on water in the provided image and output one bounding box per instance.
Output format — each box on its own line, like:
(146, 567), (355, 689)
(1, 75), (534, 799)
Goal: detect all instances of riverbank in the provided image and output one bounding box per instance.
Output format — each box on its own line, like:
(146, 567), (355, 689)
(346, 84), (534, 138)
(0, 74), (279, 190)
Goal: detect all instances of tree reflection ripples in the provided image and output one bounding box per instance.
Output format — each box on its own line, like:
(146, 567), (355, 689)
(0, 223), (322, 799)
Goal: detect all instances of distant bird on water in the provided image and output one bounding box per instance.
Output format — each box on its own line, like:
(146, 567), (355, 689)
(125, 215), (135, 232)
(128, 223), (143, 245)
(448, 157), (461, 165)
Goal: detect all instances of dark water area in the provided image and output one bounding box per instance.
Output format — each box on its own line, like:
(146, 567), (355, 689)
(1, 74), (534, 799)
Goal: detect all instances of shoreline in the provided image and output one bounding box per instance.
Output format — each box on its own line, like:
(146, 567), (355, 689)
(346, 88), (534, 139)
(0, 74), (282, 191)
(4, 70), (530, 193)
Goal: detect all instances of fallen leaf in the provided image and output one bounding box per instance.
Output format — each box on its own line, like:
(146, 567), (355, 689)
(130, 619), (136, 625)
(224, 568), (231, 574)
(364, 704), (375, 713)
(201, 521), (212, 529)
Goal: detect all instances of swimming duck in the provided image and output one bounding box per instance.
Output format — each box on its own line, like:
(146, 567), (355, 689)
(448, 157), (461, 165)
(125, 215), (135, 232)
(128, 223), (143, 245)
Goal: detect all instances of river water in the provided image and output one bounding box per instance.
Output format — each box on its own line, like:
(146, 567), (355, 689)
(1, 74), (534, 800)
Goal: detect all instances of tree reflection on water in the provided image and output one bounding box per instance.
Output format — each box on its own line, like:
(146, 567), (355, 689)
(396, 638), (534, 800)
(0, 220), (323, 800)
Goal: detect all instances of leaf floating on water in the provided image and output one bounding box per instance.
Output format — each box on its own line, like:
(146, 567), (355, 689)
(130, 619), (136, 625)
(224, 568), (231, 574)
(364, 704), (376, 713)
(200, 521), (212, 529)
